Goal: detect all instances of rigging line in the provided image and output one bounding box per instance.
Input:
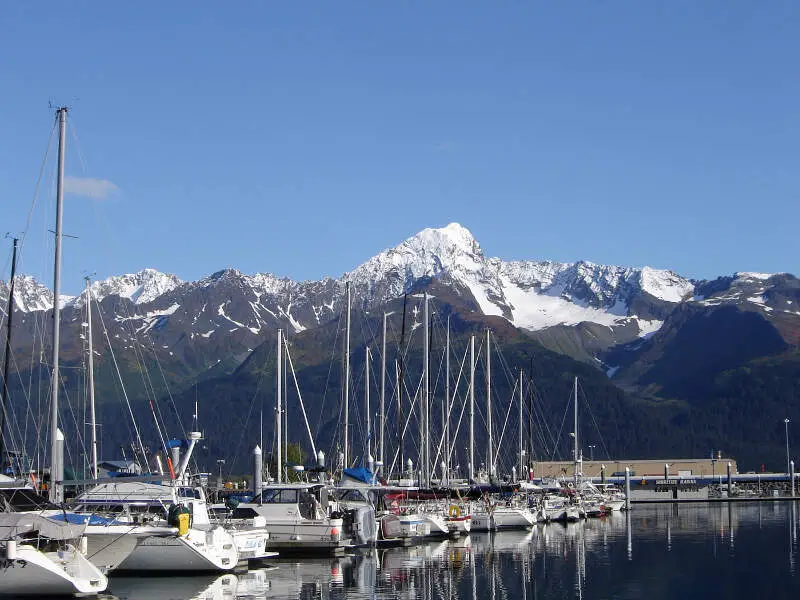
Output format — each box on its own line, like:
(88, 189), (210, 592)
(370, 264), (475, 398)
(131, 309), (184, 436)
(283, 337), (317, 458)
(530, 377), (558, 455)
(430, 342), (469, 470)
(548, 384), (574, 462)
(314, 309), (343, 438)
(112, 320), (168, 453)
(94, 300), (149, 468)
(17, 118), (57, 258)
(493, 377), (519, 471)
(128, 335), (172, 450)
(225, 357), (269, 476)
(117, 306), (180, 452)
(579, 379), (612, 460)
(387, 374), (424, 477)
(67, 115), (89, 175)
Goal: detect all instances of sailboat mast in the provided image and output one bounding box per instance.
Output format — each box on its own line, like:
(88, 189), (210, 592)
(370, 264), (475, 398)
(85, 277), (98, 479)
(486, 328), (492, 476)
(276, 328), (282, 483)
(469, 334), (475, 483)
(518, 369), (523, 482)
(365, 346), (370, 461)
(574, 375), (579, 485)
(528, 357), (534, 466)
(50, 107), (67, 503)
(343, 282), (351, 469)
(422, 292), (429, 486)
(0, 237), (18, 467)
(380, 312), (390, 470)
(445, 314), (450, 484)
(398, 293), (407, 477)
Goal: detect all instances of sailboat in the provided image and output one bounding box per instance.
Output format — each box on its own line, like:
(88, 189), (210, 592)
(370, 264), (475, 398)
(221, 323), (376, 554)
(0, 107), (109, 595)
(0, 513), (107, 596)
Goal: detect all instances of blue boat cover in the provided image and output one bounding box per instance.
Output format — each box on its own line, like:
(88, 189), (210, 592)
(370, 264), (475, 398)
(343, 467), (377, 484)
(49, 513), (122, 526)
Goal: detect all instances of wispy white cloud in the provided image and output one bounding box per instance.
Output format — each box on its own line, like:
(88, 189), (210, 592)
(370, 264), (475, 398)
(64, 176), (119, 200)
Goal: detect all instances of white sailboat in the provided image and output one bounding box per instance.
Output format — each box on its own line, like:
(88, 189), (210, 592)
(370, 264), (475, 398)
(0, 108), (112, 596)
(0, 513), (108, 596)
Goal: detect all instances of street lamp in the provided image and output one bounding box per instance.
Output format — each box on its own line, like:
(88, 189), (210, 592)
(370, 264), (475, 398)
(588, 445), (596, 462)
(216, 459), (225, 486)
(785, 418), (791, 476)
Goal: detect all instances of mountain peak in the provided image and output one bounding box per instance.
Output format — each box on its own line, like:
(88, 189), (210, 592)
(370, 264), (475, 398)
(88, 269), (182, 305)
(410, 223), (481, 257)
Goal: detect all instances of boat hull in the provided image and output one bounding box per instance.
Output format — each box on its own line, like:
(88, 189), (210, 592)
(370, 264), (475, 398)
(116, 527), (238, 572)
(0, 543), (108, 596)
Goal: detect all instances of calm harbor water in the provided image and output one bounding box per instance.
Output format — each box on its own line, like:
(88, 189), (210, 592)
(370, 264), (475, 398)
(102, 501), (799, 600)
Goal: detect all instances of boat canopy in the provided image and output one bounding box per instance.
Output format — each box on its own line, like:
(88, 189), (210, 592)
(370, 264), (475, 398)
(0, 513), (86, 541)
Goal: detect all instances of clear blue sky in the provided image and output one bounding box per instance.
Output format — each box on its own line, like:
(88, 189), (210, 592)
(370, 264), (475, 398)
(1, 2), (798, 294)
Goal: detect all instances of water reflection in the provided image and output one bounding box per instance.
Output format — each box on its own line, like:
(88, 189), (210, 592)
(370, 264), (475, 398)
(102, 503), (800, 600)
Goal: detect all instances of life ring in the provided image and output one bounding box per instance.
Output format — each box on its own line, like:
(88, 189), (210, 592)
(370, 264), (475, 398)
(448, 505), (461, 518)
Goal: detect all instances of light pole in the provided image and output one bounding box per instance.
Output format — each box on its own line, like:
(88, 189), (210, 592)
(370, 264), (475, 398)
(785, 418), (791, 475)
(588, 445), (596, 462)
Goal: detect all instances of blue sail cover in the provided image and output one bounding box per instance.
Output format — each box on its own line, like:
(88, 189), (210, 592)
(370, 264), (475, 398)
(342, 467), (377, 485)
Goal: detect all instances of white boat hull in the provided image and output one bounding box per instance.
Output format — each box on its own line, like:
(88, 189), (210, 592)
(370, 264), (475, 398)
(0, 543), (108, 596)
(117, 527), (238, 572)
(261, 520), (349, 552)
(470, 512), (493, 531)
(379, 514), (430, 540)
(445, 516), (472, 535)
(421, 513), (450, 536)
(492, 507), (536, 530)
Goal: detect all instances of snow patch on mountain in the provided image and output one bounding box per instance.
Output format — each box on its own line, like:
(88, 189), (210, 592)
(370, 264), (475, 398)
(736, 272), (774, 281)
(638, 267), (693, 303)
(85, 269), (182, 305)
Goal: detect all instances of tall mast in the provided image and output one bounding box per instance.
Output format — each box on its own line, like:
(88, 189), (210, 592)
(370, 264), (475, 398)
(343, 282), (351, 469)
(573, 375), (579, 485)
(398, 293), (408, 477)
(422, 292), (429, 486)
(444, 314), (450, 484)
(0, 237), (18, 467)
(528, 357), (534, 465)
(286, 334), (292, 473)
(50, 107), (67, 503)
(365, 346), (371, 462)
(469, 335), (475, 483)
(380, 312), (390, 470)
(276, 329), (283, 483)
(486, 328), (492, 476)
(85, 277), (98, 479)
(518, 369), (523, 482)
(395, 358), (402, 478)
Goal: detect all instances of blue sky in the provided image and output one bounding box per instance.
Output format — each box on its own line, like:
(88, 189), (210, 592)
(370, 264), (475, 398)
(1, 2), (798, 294)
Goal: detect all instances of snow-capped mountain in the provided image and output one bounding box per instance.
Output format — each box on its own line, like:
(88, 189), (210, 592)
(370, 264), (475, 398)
(0, 274), (57, 313)
(3, 223), (796, 370)
(87, 268), (183, 305)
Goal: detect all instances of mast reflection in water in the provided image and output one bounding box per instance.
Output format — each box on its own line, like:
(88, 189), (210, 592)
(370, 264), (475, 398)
(98, 502), (799, 600)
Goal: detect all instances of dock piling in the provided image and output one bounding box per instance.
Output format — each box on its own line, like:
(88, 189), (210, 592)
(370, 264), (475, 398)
(253, 445), (263, 496)
(727, 462), (732, 497)
(625, 467), (631, 511)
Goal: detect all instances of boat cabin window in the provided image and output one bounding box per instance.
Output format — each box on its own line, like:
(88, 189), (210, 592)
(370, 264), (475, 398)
(333, 489), (368, 503)
(178, 487), (200, 499)
(261, 488), (299, 504)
